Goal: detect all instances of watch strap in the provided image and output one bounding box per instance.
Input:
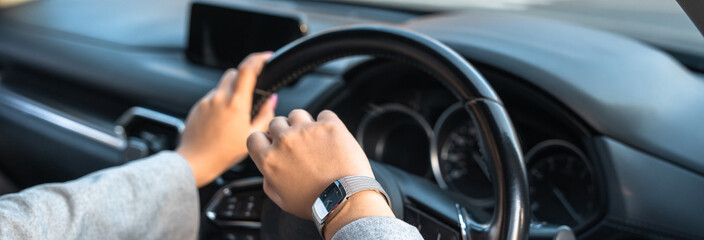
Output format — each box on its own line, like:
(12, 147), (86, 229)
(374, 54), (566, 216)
(337, 176), (391, 207)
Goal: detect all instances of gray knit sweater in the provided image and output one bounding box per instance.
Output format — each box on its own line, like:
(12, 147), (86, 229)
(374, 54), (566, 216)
(0, 151), (422, 239)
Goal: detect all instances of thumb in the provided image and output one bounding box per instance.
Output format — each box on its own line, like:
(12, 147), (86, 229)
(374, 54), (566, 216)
(251, 94), (278, 132)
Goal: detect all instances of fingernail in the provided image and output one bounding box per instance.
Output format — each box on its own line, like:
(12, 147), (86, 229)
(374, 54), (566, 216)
(263, 51), (274, 56)
(270, 93), (278, 109)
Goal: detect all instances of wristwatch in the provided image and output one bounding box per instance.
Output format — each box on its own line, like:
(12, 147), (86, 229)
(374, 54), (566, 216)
(312, 175), (391, 238)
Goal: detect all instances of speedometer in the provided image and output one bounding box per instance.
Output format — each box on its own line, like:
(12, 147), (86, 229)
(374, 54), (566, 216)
(431, 103), (494, 204)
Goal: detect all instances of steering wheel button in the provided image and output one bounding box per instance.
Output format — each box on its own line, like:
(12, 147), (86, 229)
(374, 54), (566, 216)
(222, 210), (234, 218)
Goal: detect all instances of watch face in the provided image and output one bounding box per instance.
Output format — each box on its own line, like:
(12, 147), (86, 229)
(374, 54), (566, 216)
(320, 181), (347, 212)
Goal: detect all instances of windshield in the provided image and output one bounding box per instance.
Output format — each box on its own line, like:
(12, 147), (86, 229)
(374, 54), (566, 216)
(338, 0), (704, 71)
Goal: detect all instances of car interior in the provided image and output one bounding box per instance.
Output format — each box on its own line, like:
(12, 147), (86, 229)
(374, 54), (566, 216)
(0, 0), (703, 239)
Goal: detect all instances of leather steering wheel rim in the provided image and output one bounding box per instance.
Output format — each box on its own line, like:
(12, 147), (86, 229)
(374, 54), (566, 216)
(253, 25), (530, 240)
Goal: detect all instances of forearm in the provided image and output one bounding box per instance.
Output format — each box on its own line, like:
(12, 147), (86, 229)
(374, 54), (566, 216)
(0, 151), (200, 240)
(332, 216), (423, 240)
(326, 191), (423, 240)
(324, 191), (395, 240)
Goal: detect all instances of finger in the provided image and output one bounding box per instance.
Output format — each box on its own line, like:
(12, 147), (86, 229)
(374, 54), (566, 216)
(316, 110), (343, 124)
(233, 52), (274, 98)
(251, 94), (278, 132)
(247, 131), (271, 161)
(287, 109), (314, 126)
(215, 68), (237, 99)
(201, 88), (217, 103)
(268, 116), (290, 138)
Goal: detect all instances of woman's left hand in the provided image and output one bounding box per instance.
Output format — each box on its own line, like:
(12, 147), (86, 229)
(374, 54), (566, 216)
(177, 52), (278, 187)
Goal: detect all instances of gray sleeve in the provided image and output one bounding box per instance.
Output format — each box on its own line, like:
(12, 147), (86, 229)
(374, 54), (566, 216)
(332, 216), (423, 240)
(0, 151), (200, 240)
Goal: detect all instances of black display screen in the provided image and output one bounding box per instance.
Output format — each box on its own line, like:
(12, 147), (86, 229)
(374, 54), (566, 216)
(321, 181), (346, 212)
(186, 2), (306, 69)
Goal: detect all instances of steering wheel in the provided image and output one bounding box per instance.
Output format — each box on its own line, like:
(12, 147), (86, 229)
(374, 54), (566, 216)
(251, 25), (529, 240)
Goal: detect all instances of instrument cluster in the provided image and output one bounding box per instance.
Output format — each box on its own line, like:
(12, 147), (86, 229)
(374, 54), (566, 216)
(331, 60), (603, 232)
(353, 100), (601, 231)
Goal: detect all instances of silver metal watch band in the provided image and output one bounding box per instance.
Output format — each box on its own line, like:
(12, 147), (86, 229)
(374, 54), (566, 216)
(312, 175), (392, 238)
(338, 176), (391, 207)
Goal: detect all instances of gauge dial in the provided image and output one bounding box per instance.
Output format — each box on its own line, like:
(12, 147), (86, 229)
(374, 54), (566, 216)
(526, 140), (599, 229)
(356, 104), (433, 177)
(432, 103), (494, 204)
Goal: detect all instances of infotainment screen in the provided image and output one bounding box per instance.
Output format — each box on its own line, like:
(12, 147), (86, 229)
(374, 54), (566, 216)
(186, 2), (307, 69)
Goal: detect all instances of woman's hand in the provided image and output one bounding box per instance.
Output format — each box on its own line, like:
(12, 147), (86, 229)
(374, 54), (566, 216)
(247, 110), (394, 239)
(177, 52), (277, 187)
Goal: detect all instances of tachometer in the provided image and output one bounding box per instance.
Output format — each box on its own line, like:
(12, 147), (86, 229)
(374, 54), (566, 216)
(526, 140), (599, 229)
(431, 103), (494, 204)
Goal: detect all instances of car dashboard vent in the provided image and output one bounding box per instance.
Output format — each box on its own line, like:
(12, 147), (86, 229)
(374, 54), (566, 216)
(115, 107), (184, 161)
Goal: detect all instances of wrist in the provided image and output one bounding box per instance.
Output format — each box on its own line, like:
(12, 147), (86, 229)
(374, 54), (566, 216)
(176, 149), (208, 187)
(176, 149), (246, 187)
(322, 190), (395, 240)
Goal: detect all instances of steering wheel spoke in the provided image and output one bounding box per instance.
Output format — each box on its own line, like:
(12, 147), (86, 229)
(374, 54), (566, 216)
(205, 177), (266, 229)
(457, 204), (493, 240)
